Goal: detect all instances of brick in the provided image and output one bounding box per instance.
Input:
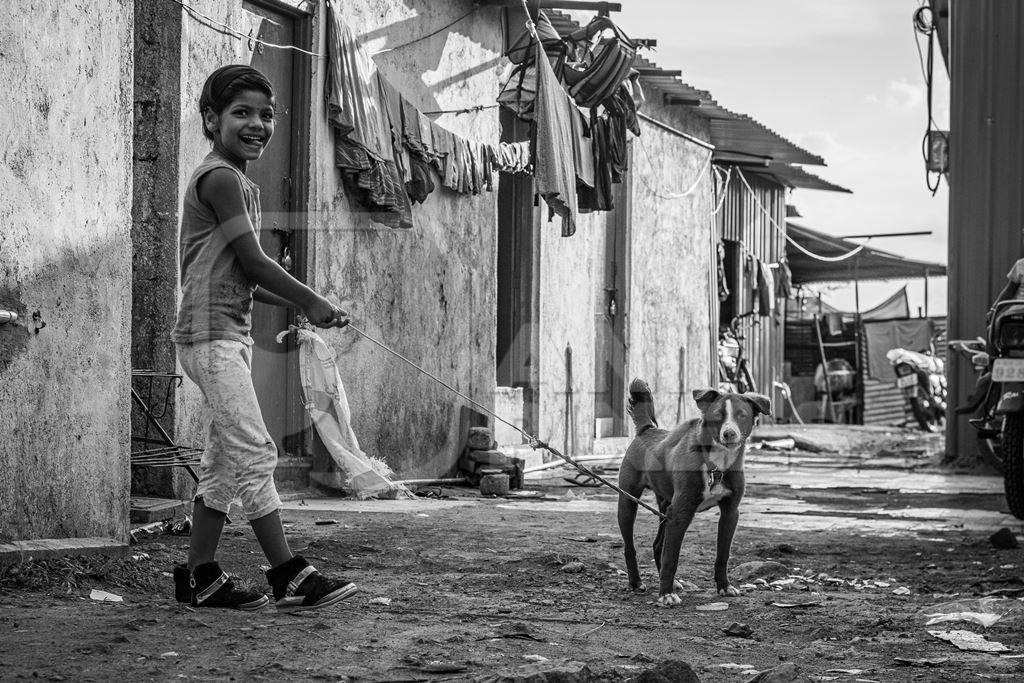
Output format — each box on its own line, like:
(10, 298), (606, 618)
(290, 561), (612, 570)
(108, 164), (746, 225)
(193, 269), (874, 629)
(467, 427), (494, 451)
(468, 450), (510, 467)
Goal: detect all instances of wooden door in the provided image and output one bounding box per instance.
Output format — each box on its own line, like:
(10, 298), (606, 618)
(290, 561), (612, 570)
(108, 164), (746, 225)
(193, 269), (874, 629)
(243, 0), (311, 455)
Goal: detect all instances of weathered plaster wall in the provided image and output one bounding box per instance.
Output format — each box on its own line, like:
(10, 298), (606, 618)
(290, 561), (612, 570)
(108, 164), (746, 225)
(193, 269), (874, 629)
(0, 2), (134, 541)
(537, 213), (601, 457)
(628, 103), (715, 425)
(308, 1), (503, 477)
(172, 1), (503, 478)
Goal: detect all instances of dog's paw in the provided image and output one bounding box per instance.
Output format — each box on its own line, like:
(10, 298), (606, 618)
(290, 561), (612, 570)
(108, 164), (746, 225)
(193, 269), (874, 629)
(631, 582), (649, 594)
(717, 584), (742, 597)
(656, 593), (682, 607)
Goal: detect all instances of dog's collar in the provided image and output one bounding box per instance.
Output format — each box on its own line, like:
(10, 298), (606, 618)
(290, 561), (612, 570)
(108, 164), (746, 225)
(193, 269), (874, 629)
(707, 466), (724, 487)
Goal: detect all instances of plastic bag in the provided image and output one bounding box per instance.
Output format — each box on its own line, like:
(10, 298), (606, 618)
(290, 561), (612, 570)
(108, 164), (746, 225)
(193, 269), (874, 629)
(921, 597), (1024, 628)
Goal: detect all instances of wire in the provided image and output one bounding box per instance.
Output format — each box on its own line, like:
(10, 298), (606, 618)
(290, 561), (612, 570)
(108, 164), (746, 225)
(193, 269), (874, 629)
(912, 4), (945, 195)
(172, 0), (323, 57)
(634, 137), (712, 199)
(372, 6), (479, 55)
(343, 322), (666, 519)
(735, 168), (870, 263)
(422, 103), (500, 116)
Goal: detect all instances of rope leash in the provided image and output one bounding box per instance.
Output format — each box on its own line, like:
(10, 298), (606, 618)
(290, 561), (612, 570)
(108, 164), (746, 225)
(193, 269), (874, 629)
(345, 322), (667, 520)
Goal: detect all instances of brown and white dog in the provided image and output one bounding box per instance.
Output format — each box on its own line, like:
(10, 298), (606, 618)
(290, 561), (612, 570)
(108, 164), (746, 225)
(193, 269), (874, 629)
(617, 379), (771, 606)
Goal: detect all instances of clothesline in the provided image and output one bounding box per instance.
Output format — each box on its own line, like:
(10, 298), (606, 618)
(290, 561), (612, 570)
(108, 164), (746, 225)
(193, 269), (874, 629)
(735, 168), (871, 263)
(172, 0), (324, 57)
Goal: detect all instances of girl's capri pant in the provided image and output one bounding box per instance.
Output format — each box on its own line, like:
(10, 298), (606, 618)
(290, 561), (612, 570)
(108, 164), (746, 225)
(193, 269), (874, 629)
(176, 340), (282, 520)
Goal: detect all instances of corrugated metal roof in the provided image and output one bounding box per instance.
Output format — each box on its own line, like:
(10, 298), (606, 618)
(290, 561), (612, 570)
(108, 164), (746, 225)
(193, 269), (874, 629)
(544, 9), (826, 166)
(748, 164), (852, 193)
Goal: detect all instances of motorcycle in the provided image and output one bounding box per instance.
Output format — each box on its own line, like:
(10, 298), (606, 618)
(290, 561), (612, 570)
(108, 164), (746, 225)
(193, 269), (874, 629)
(885, 347), (946, 432)
(950, 298), (1024, 519)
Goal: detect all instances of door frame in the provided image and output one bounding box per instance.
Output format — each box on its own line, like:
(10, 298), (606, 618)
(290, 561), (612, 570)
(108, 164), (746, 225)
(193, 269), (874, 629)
(246, 0), (314, 453)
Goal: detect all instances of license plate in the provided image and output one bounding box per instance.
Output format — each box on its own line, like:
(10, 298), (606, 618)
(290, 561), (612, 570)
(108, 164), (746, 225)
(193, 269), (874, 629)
(992, 358), (1024, 382)
(896, 374), (918, 389)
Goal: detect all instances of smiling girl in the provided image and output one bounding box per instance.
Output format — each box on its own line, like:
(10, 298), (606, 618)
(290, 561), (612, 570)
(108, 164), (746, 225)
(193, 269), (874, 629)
(170, 64), (356, 611)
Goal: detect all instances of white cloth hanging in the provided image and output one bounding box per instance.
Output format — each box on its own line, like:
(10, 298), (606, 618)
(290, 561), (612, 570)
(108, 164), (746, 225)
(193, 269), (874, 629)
(277, 327), (412, 499)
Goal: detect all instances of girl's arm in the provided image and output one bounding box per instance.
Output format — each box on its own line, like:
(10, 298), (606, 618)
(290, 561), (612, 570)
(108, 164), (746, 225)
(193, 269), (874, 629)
(199, 168), (347, 327)
(254, 287), (292, 308)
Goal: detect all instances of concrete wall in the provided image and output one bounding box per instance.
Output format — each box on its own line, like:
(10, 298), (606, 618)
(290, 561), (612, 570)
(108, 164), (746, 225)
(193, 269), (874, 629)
(0, 2), (134, 542)
(628, 104), (715, 425)
(173, 0), (503, 478)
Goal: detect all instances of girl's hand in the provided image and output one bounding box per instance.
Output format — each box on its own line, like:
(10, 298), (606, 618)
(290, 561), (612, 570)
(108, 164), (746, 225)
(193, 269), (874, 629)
(305, 297), (349, 329)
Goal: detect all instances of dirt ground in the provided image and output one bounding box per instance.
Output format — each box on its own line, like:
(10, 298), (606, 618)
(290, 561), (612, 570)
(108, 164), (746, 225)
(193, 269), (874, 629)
(3, 427), (1024, 682)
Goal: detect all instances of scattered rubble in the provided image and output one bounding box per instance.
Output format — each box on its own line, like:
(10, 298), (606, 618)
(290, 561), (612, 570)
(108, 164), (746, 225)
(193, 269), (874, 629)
(990, 528), (1020, 550)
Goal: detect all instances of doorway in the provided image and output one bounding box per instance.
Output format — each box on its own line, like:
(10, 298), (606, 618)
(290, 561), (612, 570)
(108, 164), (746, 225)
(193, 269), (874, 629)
(496, 109), (540, 437)
(593, 157), (632, 437)
(243, 0), (312, 455)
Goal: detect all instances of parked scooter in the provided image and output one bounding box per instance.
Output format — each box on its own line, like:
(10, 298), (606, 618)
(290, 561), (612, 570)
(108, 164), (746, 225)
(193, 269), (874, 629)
(950, 298), (1024, 520)
(885, 347), (946, 432)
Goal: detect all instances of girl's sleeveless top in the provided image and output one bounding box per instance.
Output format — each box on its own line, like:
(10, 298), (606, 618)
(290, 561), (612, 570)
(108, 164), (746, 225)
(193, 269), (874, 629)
(171, 152), (261, 345)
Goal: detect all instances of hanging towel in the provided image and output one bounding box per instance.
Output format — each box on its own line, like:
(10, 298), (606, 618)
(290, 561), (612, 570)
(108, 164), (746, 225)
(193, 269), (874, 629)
(278, 327), (413, 500)
(532, 41), (577, 236)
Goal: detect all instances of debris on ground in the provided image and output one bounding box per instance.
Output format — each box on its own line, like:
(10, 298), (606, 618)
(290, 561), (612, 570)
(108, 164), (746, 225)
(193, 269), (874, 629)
(746, 661), (800, 682)
(368, 597), (392, 606)
(560, 561), (586, 573)
(893, 656), (950, 667)
(88, 589), (123, 603)
(731, 561), (791, 582)
(922, 597), (1024, 627)
(476, 659), (592, 682)
(695, 602), (729, 611)
(928, 629), (1012, 653)
(892, 586), (912, 595)
(990, 528), (1020, 550)
(772, 600), (822, 609)
(628, 659), (700, 682)
(721, 621), (753, 638)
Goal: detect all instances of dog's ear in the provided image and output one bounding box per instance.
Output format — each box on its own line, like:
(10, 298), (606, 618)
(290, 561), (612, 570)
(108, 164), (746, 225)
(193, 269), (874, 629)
(692, 388), (721, 412)
(741, 392), (772, 416)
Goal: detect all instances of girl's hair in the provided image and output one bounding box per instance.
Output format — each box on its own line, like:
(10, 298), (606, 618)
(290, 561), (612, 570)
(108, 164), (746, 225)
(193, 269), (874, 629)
(199, 65), (275, 140)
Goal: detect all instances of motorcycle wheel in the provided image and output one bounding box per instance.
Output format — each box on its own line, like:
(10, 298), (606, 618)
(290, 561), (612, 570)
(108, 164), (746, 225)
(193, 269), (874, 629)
(999, 413), (1024, 519)
(910, 392), (941, 432)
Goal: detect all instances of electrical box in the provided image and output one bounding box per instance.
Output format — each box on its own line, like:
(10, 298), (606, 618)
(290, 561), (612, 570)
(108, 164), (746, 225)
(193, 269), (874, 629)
(927, 130), (950, 173)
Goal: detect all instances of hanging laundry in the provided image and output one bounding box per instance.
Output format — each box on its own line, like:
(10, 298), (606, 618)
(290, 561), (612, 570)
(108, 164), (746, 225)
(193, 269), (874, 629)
(717, 242), (731, 302)
(571, 106), (596, 212)
(532, 39), (578, 236)
(491, 141), (531, 174)
(776, 258), (794, 299)
(584, 110), (614, 211)
(756, 259), (776, 315)
(325, 5), (411, 228)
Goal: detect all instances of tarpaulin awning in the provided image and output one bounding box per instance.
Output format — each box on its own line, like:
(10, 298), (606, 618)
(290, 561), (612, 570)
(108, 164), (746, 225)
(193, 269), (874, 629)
(787, 222), (947, 284)
(787, 286), (911, 321)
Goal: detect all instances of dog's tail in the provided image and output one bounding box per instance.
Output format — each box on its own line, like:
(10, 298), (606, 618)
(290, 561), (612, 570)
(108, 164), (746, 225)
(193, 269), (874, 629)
(627, 378), (658, 436)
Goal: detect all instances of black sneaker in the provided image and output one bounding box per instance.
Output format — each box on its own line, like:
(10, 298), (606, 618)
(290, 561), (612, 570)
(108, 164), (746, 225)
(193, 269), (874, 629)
(265, 555), (357, 613)
(173, 562), (269, 611)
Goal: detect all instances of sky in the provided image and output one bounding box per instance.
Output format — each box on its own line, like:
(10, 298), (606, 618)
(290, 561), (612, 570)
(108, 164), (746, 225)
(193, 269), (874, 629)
(611, 0), (950, 316)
